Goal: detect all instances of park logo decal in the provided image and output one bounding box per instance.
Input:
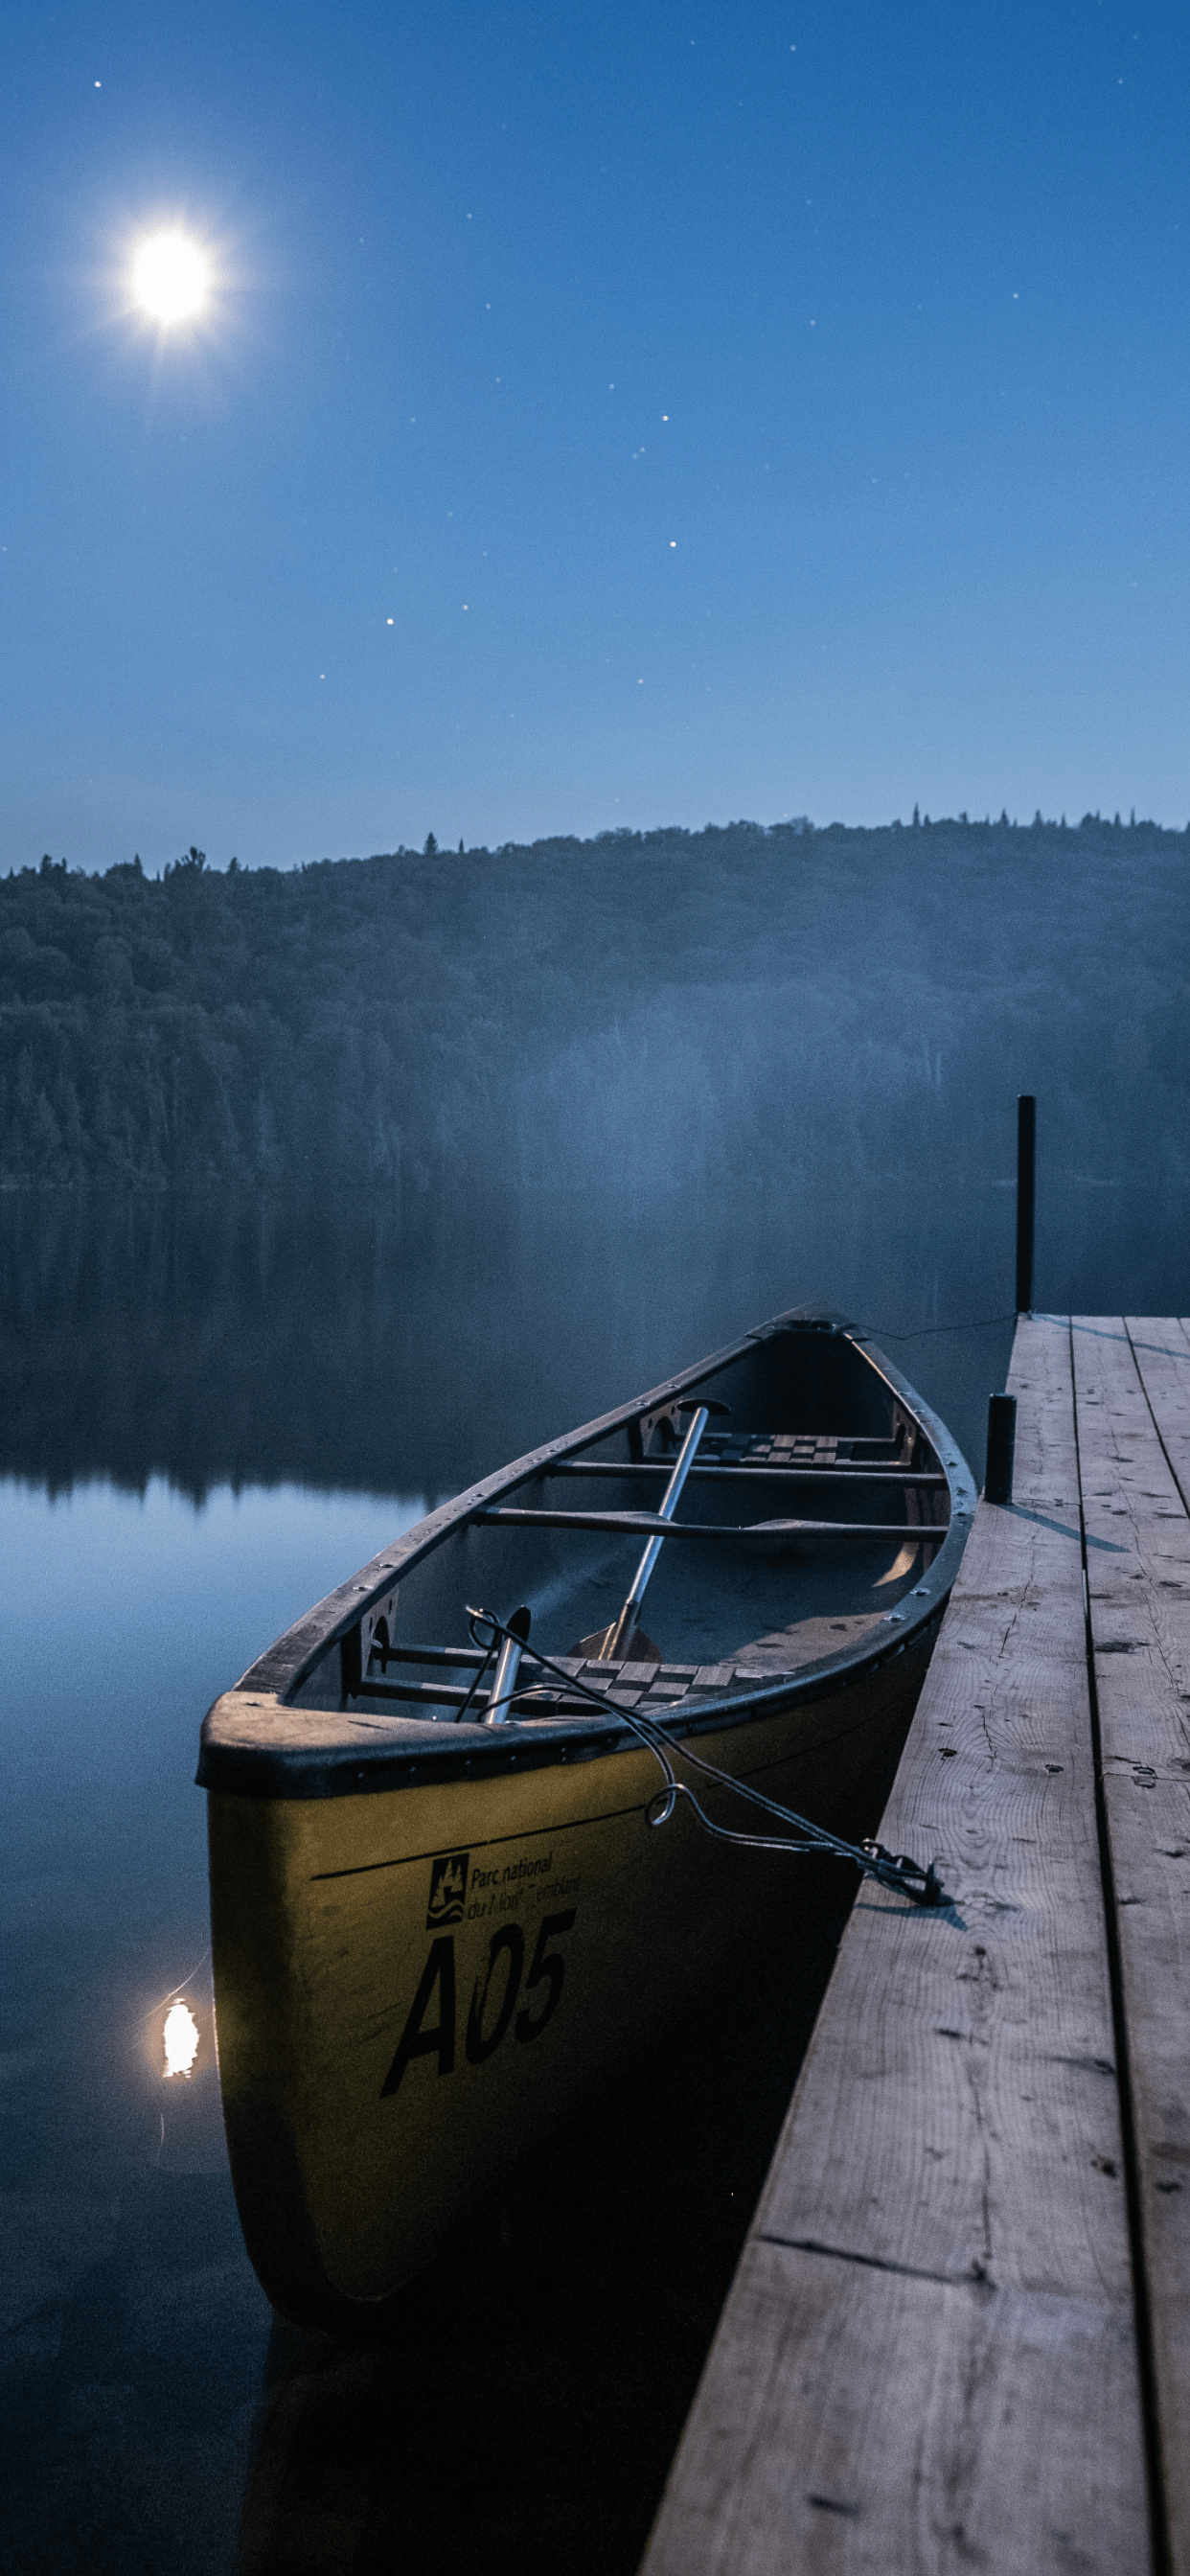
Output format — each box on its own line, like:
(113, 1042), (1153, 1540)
(426, 1852), (469, 1929)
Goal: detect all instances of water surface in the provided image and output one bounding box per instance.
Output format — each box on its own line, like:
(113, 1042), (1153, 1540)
(2, 1175), (1184, 2572)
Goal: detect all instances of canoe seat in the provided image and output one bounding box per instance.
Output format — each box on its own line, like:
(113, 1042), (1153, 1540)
(513, 1632), (874, 1719)
(700, 1430), (913, 1473)
(515, 1594), (897, 1718)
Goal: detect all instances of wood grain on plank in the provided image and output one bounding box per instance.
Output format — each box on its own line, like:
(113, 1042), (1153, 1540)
(1073, 1316), (1190, 2573)
(642, 1317), (1148, 2576)
(1126, 1316), (1190, 1495)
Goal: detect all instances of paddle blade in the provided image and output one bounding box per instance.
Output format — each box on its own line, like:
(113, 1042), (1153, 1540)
(572, 1622), (661, 1665)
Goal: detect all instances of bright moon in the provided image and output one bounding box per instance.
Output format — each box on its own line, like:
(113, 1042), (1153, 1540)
(134, 233), (208, 323)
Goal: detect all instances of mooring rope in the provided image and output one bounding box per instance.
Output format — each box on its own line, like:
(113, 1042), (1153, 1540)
(854, 1309), (1016, 1342)
(466, 1606), (947, 1907)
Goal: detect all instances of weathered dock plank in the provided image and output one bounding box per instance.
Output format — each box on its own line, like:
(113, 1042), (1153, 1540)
(641, 1316), (1149, 2575)
(1073, 1314), (1190, 2572)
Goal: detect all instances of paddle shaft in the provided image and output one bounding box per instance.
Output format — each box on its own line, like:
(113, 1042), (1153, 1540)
(603, 1406), (710, 1657)
(485, 1603), (532, 1725)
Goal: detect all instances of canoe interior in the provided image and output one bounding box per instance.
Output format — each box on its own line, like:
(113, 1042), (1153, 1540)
(274, 1315), (961, 1728)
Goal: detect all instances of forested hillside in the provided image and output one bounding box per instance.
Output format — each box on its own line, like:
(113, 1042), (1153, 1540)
(2, 816), (1187, 1193)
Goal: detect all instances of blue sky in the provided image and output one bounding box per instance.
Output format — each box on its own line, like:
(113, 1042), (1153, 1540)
(2, 0), (1186, 866)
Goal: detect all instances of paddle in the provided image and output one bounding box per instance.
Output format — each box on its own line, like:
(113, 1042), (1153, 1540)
(483, 1602), (533, 1725)
(574, 1397), (730, 1663)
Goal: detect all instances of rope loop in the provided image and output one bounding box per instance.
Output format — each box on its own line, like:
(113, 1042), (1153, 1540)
(645, 1786), (680, 1829)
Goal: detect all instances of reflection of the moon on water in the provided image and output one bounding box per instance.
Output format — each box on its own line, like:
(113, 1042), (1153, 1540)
(163, 2001), (201, 2079)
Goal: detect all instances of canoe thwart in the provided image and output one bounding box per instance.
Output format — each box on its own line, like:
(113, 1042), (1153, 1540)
(473, 1506), (944, 1545)
(552, 1460), (949, 1486)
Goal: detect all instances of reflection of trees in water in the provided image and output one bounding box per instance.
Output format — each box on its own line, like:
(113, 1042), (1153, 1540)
(2, 1168), (1186, 1505)
(0, 1187), (517, 1502)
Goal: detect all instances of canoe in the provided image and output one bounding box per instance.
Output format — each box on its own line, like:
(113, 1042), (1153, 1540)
(197, 1305), (974, 2330)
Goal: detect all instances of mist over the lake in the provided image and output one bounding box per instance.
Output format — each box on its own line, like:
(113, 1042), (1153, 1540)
(4, 811), (1187, 1501)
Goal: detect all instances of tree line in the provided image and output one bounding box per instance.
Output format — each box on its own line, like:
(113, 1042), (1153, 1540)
(2, 816), (1187, 1193)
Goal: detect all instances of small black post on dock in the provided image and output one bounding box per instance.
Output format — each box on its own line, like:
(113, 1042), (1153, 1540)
(985, 1392), (1018, 1504)
(1016, 1092), (1036, 1316)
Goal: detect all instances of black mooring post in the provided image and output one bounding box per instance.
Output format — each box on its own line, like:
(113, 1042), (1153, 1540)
(1016, 1093), (1036, 1316)
(985, 1392), (1018, 1505)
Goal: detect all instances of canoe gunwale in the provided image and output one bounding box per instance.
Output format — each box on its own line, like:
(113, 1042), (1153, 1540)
(197, 1612), (948, 1802)
(196, 1309), (976, 1803)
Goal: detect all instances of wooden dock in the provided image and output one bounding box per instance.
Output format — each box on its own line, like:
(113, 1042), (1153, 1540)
(642, 1316), (1190, 2576)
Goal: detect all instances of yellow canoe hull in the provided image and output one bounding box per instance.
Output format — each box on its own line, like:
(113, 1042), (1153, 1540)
(208, 1637), (931, 2330)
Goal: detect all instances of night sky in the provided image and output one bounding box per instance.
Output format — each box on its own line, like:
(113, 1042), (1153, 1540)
(3, 0), (1186, 868)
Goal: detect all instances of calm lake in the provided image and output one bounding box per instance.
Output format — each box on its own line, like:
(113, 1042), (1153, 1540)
(2, 1170), (1185, 2574)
